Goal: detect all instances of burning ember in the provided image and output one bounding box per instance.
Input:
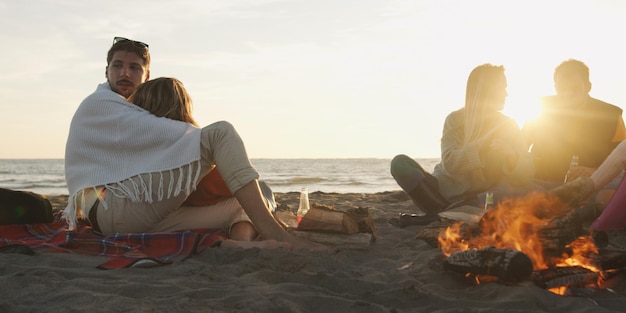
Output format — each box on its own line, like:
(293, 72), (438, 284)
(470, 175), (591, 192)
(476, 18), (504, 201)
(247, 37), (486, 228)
(437, 191), (616, 295)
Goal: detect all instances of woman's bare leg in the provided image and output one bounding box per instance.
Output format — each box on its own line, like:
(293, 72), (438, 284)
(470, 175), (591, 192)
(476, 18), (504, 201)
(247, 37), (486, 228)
(234, 180), (332, 252)
(229, 221), (258, 241)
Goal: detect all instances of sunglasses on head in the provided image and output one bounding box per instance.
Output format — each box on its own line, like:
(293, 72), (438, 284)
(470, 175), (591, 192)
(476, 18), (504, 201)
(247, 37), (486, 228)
(112, 36), (149, 49)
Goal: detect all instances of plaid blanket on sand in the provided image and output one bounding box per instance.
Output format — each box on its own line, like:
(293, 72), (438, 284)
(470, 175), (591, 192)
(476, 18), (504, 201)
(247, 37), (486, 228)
(0, 214), (228, 269)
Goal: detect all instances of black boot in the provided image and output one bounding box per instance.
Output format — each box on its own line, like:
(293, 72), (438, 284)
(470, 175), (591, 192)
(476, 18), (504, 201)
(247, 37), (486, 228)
(398, 213), (440, 227)
(407, 181), (451, 215)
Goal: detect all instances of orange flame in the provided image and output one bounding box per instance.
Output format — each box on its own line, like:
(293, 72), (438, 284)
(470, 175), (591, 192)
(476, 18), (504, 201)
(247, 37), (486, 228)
(438, 191), (599, 272)
(559, 236), (600, 272)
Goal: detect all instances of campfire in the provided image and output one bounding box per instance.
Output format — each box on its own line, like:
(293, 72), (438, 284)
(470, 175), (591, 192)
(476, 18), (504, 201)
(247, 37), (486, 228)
(436, 191), (625, 296)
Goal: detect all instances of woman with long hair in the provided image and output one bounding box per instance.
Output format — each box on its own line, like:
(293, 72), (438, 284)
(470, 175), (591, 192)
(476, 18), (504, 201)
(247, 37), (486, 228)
(391, 64), (535, 224)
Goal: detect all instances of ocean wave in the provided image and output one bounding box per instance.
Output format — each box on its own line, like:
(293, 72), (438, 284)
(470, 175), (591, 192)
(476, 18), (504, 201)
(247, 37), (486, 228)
(8, 182), (66, 189)
(0, 158), (438, 194)
(290, 177), (325, 184)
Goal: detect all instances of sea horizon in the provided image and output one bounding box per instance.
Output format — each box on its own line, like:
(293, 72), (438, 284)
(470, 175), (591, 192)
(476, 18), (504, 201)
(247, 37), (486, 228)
(0, 158), (440, 196)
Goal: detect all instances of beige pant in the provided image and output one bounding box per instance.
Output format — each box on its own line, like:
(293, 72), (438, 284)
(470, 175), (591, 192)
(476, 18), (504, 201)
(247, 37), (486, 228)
(97, 191), (251, 234)
(93, 121), (259, 235)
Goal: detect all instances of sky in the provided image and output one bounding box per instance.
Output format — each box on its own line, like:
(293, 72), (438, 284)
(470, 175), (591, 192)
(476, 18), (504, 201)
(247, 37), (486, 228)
(2, 0), (626, 159)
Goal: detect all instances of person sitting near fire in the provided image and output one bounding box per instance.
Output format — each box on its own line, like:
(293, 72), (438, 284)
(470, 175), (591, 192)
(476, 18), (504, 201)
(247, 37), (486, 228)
(391, 64), (536, 225)
(522, 59), (626, 207)
(556, 140), (626, 232)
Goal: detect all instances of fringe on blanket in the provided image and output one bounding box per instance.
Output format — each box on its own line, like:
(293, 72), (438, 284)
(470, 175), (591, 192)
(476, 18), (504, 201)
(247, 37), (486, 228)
(63, 160), (202, 231)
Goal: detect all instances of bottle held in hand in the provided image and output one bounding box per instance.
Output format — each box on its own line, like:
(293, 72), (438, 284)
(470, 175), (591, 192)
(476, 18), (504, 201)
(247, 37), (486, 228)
(484, 192), (494, 212)
(296, 188), (310, 225)
(563, 154), (579, 183)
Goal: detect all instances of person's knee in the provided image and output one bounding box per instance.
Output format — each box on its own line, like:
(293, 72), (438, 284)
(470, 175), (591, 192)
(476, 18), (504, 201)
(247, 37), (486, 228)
(391, 154), (414, 175)
(202, 120), (235, 138)
(214, 120), (235, 132)
(391, 154), (412, 166)
(229, 221), (258, 241)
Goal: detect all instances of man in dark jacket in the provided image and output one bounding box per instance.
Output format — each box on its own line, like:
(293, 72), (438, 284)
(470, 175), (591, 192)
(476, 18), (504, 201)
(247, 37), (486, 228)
(523, 59), (626, 204)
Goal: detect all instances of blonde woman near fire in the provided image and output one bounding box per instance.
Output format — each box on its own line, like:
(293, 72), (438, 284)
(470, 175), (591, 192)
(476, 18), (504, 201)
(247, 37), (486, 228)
(391, 64), (537, 224)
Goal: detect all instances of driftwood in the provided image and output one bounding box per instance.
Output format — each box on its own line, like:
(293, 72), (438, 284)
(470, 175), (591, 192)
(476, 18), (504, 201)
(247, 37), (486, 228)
(347, 206), (377, 239)
(297, 203), (359, 234)
(275, 204), (376, 250)
(298, 204), (376, 238)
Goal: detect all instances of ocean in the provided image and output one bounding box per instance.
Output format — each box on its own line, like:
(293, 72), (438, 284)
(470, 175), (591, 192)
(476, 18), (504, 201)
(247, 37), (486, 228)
(0, 158), (440, 196)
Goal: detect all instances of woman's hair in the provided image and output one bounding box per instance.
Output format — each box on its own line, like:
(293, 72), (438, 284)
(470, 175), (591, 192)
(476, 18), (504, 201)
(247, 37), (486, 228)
(128, 77), (198, 126)
(463, 63), (505, 144)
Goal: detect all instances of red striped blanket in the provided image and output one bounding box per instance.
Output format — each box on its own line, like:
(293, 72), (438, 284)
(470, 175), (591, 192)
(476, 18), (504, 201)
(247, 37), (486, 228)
(0, 215), (228, 269)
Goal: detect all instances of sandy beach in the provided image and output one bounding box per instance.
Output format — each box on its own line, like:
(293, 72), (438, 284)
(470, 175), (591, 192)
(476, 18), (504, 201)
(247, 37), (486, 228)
(2, 191), (626, 312)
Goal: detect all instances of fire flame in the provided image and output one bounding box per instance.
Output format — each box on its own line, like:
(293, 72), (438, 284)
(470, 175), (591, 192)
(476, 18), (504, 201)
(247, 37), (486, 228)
(559, 236), (599, 272)
(438, 191), (603, 294)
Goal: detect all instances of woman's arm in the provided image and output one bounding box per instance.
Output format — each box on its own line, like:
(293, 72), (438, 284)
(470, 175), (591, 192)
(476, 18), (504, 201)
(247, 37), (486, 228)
(591, 140), (626, 189)
(439, 111), (483, 176)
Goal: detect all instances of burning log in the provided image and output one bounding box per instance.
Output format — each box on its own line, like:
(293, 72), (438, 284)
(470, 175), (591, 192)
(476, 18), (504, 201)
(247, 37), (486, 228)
(532, 266), (599, 289)
(443, 246), (533, 283)
(415, 221), (480, 248)
(594, 249), (626, 272)
(536, 209), (584, 262)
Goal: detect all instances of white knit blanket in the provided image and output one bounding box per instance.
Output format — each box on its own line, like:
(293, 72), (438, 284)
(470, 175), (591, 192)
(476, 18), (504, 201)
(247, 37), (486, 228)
(63, 82), (202, 229)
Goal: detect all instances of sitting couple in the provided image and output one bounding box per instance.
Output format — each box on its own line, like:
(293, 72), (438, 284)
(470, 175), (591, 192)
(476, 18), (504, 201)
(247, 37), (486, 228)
(63, 37), (330, 251)
(392, 60), (626, 228)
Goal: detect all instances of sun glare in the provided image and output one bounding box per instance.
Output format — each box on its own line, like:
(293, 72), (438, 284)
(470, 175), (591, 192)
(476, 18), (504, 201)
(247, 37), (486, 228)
(502, 97), (542, 128)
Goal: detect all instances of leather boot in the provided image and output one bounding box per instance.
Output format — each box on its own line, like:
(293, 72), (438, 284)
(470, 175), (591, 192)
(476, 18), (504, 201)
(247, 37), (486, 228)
(407, 183), (451, 215)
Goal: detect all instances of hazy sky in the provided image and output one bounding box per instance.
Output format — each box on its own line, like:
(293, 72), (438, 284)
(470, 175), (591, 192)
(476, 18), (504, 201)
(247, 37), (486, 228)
(2, 0), (626, 159)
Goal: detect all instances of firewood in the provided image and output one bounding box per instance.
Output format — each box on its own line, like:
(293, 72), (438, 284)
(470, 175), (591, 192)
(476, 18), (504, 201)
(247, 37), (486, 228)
(297, 203), (360, 234)
(346, 206), (377, 239)
(531, 266), (598, 289)
(443, 246), (533, 283)
(416, 222), (480, 248)
(415, 226), (447, 247)
(544, 273), (599, 289)
(536, 210), (584, 259)
(548, 176), (595, 212)
(593, 249), (626, 271)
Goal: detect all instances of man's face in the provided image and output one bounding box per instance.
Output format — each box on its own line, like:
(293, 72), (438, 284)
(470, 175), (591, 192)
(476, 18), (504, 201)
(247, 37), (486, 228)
(105, 51), (150, 98)
(554, 72), (590, 106)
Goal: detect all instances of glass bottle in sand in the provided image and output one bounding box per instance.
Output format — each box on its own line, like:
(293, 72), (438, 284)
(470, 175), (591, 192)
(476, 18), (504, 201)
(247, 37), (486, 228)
(296, 187), (310, 225)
